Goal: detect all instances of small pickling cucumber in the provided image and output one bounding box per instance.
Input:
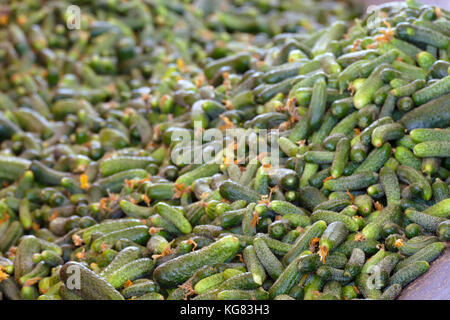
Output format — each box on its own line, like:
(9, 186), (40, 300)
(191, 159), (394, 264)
(13, 235), (41, 282)
(269, 252), (309, 299)
(323, 172), (378, 191)
(282, 220), (327, 266)
(424, 199), (450, 219)
(388, 261), (429, 288)
(253, 237), (284, 281)
(319, 221), (349, 255)
(344, 248), (365, 279)
(217, 288), (269, 300)
(219, 180), (260, 203)
(398, 235), (439, 256)
(311, 210), (359, 232)
(81, 218), (144, 245)
(154, 202), (192, 234)
(413, 141), (450, 158)
(437, 220), (450, 242)
(395, 242), (445, 272)
(105, 258), (155, 289)
(404, 209), (446, 233)
(90, 225), (150, 253)
(60, 262), (124, 300)
(243, 245), (266, 285)
(153, 235), (240, 288)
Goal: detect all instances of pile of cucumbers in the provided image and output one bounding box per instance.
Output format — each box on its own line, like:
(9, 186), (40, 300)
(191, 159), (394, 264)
(0, 0), (449, 300)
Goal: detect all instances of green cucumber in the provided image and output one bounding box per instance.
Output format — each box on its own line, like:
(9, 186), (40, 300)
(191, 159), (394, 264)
(282, 220), (327, 265)
(253, 237), (284, 280)
(324, 172), (378, 191)
(60, 261), (124, 300)
(105, 258), (155, 289)
(394, 242), (445, 272)
(90, 225), (150, 252)
(388, 261), (429, 288)
(153, 235), (240, 288)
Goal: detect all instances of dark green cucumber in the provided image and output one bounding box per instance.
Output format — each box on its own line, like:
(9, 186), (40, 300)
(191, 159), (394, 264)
(282, 220), (327, 265)
(219, 180), (260, 203)
(253, 237), (284, 280)
(398, 235), (439, 256)
(311, 210), (358, 232)
(400, 93), (450, 130)
(90, 225), (150, 252)
(379, 166), (400, 205)
(405, 209), (446, 232)
(243, 245), (266, 285)
(324, 172), (378, 191)
(319, 221), (349, 254)
(13, 235), (41, 282)
(60, 262), (124, 300)
(99, 156), (156, 177)
(354, 143), (391, 174)
(410, 128), (450, 143)
(395, 242), (445, 272)
(344, 248), (365, 278)
(388, 261), (429, 288)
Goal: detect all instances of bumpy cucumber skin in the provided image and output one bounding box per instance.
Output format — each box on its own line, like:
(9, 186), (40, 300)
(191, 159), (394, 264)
(413, 141), (450, 158)
(395, 242), (445, 272)
(153, 235), (240, 288)
(282, 220), (327, 266)
(60, 262), (124, 300)
(90, 225), (150, 252)
(175, 163), (221, 186)
(99, 156), (156, 177)
(398, 236), (439, 256)
(253, 237), (284, 280)
(14, 235), (41, 282)
(311, 210), (358, 232)
(356, 273), (382, 299)
(405, 209), (446, 232)
(379, 166), (400, 205)
(344, 248), (365, 278)
(219, 180), (260, 203)
(82, 218), (143, 244)
(97, 169), (148, 192)
(217, 288), (269, 300)
(243, 245), (266, 285)
(354, 143), (391, 174)
(336, 236), (380, 258)
(437, 221), (450, 242)
(106, 258), (155, 289)
(380, 284), (402, 300)
(410, 128), (450, 143)
(388, 261), (429, 288)
(424, 199), (450, 219)
(194, 272), (225, 295)
(400, 93), (450, 130)
(121, 280), (159, 299)
(268, 253), (306, 299)
(0, 156), (31, 181)
(155, 202), (192, 234)
(324, 172), (378, 191)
